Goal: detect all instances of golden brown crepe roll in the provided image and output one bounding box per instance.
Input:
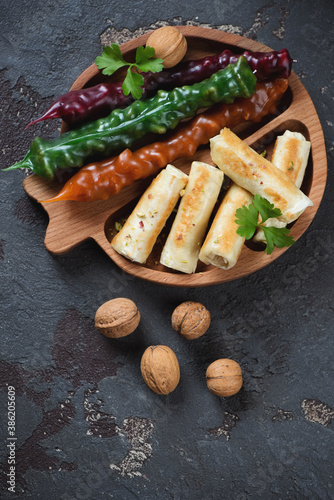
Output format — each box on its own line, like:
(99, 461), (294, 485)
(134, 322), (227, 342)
(111, 164), (188, 264)
(254, 130), (311, 244)
(160, 161), (224, 274)
(272, 130), (311, 187)
(210, 128), (312, 223)
(199, 183), (253, 270)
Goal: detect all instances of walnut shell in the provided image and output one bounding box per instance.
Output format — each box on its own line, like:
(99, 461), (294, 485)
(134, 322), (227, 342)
(95, 298), (140, 338)
(141, 345), (180, 395)
(146, 26), (187, 68)
(206, 359), (243, 397)
(171, 301), (211, 340)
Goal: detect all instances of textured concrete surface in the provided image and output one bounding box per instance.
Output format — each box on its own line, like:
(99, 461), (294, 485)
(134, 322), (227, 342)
(1, 1), (334, 499)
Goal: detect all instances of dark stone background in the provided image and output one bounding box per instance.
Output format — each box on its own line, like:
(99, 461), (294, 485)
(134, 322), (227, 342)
(1, 1), (334, 499)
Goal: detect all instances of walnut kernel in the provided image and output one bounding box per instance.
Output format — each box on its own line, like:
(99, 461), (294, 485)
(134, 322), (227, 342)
(140, 345), (180, 395)
(172, 301), (211, 340)
(95, 297), (140, 338)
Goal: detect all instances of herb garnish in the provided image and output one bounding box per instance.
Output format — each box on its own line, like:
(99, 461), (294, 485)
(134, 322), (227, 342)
(235, 194), (295, 255)
(95, 44), (164, 100)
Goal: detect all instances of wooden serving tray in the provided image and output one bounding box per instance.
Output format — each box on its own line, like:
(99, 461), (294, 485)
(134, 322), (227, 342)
(23, 26), (327, 287)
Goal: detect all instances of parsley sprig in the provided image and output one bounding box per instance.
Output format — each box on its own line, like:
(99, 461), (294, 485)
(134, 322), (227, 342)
(235, 194), (295, 255)
(95, 44), (164, 100)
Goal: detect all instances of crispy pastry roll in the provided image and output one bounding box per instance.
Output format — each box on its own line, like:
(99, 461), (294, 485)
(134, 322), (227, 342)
(199, 183), (253, 270)
(160, 161), (224, 274)
(254, 130), (311, 243)
(111, 164), (188, 263)
(210, 128), (312, 223)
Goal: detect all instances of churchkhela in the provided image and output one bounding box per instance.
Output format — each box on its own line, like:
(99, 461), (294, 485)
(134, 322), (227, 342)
(42, 78), (289, 202)
(26, 48), (293, 127)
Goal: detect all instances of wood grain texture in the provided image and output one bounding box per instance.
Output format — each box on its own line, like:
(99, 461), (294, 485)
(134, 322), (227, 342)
(23, 26), (327, 287)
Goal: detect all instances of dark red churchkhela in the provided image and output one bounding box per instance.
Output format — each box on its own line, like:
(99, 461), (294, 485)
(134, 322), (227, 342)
(27, 48), (293, 127)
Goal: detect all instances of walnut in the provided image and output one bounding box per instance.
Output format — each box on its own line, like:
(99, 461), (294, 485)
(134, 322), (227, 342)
(140, 345), (180, 395)
(171, 301), (211, 340)
(206, 359), (243, 397)
(146, 26), (187, 68)
(94, 298), (140, 338)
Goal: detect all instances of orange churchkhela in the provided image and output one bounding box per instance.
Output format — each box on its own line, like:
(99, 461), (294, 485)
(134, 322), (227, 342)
(44, 78), (288, 203)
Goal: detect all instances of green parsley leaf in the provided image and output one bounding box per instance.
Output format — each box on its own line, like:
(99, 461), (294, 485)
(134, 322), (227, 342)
(261, 226), (295, 255)
(95, 44), (128, 75)
(135, 45), (164, 73)
(235, 203), (259, 239)
(235, 195), (295, 254)
(123, 68), (144, 100)
(253, 194), (282, 223)
(95, 43), (164, 100)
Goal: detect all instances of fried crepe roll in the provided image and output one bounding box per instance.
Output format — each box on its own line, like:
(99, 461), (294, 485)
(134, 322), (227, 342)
(199, 183), (253, 269)
(253, 130), (311, 243)
(210, 128), (312, 223)
(111, 164), (188, 264)
(160, 161), (224, 274)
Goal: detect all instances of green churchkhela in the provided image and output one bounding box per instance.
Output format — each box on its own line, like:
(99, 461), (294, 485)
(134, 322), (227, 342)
(5, 57), (256, 180)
